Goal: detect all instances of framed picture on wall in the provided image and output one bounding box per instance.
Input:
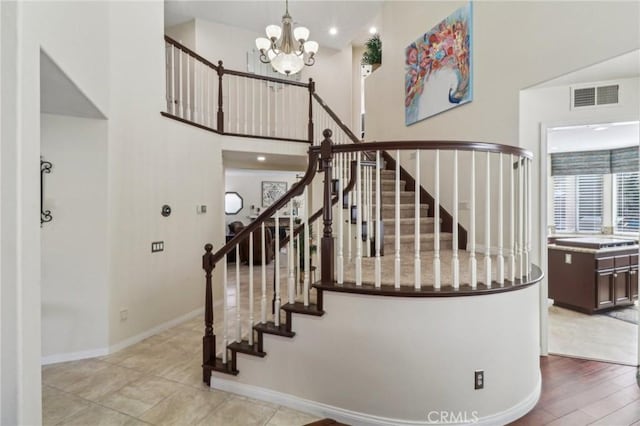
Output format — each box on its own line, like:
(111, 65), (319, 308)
(262, 181), (287, 207)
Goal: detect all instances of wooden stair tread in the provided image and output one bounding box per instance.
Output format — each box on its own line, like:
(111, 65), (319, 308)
(305, 419), (349, 426)
(205, 357), (239, 376)
(254, 321), (296, 338)
(227, 340), (266, 357)
(281, 302), (324, 316)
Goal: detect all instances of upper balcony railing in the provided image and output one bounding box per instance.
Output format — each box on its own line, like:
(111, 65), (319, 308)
(164, 35), (362, 147)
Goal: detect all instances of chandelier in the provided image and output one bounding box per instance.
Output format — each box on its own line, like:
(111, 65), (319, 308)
(255, 0), (319, 76)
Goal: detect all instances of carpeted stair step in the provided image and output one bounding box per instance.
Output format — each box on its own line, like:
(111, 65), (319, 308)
(383, 232), (453, 251)
(380, 203), (429, 219)
(383, 217), (440, 235)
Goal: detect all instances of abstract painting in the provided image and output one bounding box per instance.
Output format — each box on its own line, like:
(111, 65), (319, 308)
(262, 181), (287, 207)
(405, 2), (473, 126)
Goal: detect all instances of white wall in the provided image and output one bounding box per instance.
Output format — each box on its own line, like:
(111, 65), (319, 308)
(1, 0), (111, 420)
(225, 170), (302, 226)
(365, 1), (640, 266)
(213, 285), (541, 424)
(40, 114), (110, 363)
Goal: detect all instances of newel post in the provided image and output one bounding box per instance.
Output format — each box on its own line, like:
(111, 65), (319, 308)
(308, 78), (315, 143)
(217, 61), (225, 133)
(202, 243), (216, 385)
(320, 129), (335, 285)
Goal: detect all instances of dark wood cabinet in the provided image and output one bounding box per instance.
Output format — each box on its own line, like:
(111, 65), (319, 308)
(549, 238), (638, 314)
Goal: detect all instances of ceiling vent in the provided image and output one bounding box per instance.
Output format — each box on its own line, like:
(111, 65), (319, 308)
(571, 84), (620, 109)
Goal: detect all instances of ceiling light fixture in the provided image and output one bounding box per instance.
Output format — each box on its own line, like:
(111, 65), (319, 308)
(255, 0), (318, 76)
(257, 156), (266, 162)
(369, 27), (377, 35)
(329, 27), (338, 35)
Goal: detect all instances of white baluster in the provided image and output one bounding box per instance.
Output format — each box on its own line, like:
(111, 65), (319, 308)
(226, 77), (231, 131)
(303, 188), (310, 305)
(252, 79), (256, 135)
(267, 84), (271, 137)
(244, 78), (248, 134)
(485, 152), (492, 288)
(414, 149), (421, 289)
(274, 84), (278, 136)
(261, 223), (267, 323)
(518, 156), (524, 279)
(356, 152), (363, 286)
(296, 232), (301, 296)
(288, 202), (295, 304)
(235, 245), (241, 342)
(222, 255), (228, 363)
(274, 211), (281, 325)
(202, 66), (208, 126)
(347, 154), (352, 263)
(316, 197), (321, 279)
(509, 154), (516, 283)
(434, 150), (441, 289)
(498, 153), (505, 286)
(375, 150), (382, 287)
(395, 150), (401, 288)
(469, 151), (476, 289)
(177, 49), (183, 118)
(259, 81), (263, 136)
(368, 164), (373, 258)
(236, 77), (240, 133)
(186, 55), (191, 120)
(165, 44), (171, 112)
(193, 61), (198, 123)
(527, 158), (532, 277)
(288, 86), (293, 139)
(338, 153), (344, 284)
(452, 151), (460, 289)
(249, 232), (254, 345)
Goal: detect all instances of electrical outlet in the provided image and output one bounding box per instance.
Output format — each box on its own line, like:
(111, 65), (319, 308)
(565, 253), (572, 264)
(475, 370), (484, 389)
(152, 241), (164, 253)
(120, 309), (128, 321)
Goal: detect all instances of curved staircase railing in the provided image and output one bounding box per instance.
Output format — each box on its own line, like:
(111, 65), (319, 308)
(158, 36), (540, 386)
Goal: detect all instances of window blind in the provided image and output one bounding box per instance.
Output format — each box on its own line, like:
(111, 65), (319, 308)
(615, 172), (639, 233)
(553, 175), (603, 233)
(551, 146), (638, 176)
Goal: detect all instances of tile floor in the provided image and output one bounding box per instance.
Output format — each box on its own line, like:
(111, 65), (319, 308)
(548, 303), (638, 366)
(42, 313), (320, 426)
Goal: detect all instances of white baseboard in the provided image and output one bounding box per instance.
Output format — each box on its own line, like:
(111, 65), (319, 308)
(41, 303), (218, 365)
(210, 371), (541, 426)
(41, 347), (110, 366)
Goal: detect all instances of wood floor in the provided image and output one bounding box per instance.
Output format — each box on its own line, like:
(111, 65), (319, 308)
(509, 355), (640, 425)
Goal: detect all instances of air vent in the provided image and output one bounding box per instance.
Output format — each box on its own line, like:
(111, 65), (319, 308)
(596, 85), (619, 105)
(573, 87), (596, 107)
(572, 84), (620, 109)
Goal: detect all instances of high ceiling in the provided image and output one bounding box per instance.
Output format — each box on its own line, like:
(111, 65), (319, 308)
(164, 1), (383, 50)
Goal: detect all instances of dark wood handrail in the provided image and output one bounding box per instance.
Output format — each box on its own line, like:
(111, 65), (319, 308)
(280, 161), (358, 247)
(164, 35), (309, 89)
(211, 150), (320, 265)
(164, 35), (220, 71)
(312, 93), (361, 145)
(310, 139), (533, 159)
(223, 68), (309, 88)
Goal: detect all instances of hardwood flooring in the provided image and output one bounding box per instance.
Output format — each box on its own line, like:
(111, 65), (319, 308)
(510, 355), (640, 425)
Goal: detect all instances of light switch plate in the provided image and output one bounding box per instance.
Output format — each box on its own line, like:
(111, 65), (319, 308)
(565, 253), (572, 264)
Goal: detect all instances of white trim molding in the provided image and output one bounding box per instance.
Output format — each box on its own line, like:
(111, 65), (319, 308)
(210, 372), (541, 426)
(41, 304), (213, 365)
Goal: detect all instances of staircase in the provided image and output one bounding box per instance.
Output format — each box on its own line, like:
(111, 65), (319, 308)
(375, 168), (453, 254)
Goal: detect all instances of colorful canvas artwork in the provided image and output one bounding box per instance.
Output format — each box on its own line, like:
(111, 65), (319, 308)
(405, 3), (473, 126)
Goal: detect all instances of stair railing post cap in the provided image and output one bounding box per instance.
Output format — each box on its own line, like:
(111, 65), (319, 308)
(322, 128), (333, 138)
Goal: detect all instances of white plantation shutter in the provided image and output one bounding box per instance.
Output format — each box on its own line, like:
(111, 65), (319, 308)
(615, 172), (639, 233)
(553, 175), (603, 233)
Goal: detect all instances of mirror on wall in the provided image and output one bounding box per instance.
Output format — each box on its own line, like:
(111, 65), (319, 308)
(225, 192), (243, 215)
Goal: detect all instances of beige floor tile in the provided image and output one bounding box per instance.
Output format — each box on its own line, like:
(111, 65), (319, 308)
(197, 396), (277, 426)
(62, 364), (144, 402)
(139, 385), (229, 426)
(42, 386), (92, 426)
(154, 355), (207, 389)
(56, 403), (148, 426)
(43, 359), (112, 389)
(96, 375), (184, 418)
(266, 406), (321, 426)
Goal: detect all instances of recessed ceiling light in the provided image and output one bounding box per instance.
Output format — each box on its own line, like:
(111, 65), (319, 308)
(257, 156), (266, 162)
(369, 27), (377, 35)
(329, 27), (338, 36)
